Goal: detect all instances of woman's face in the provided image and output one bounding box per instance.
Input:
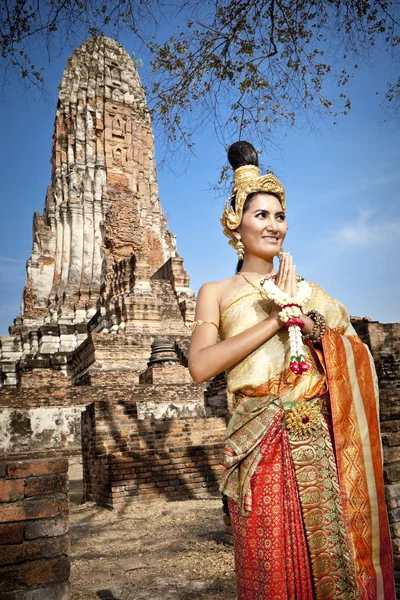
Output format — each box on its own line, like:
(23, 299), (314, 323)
(235, 193), (287, 258)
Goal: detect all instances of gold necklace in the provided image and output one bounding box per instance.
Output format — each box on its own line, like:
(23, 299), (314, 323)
(239, 271), (276, 278)
(240, 272), (303, 302)
(239, 272), (276, 301)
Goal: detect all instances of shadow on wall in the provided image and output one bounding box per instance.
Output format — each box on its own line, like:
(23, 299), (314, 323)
(117, 396), (223, 512)
(81, 365), (230, 514)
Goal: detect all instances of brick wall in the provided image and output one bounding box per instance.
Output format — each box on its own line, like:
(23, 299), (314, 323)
(0, 457), (70, 599)
(82, 398), (227, 509)
(204, 372), (229, 417)
(0, 374), (141, 460)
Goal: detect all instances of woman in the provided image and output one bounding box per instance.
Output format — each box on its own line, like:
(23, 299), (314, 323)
(188, 141), (395, 599)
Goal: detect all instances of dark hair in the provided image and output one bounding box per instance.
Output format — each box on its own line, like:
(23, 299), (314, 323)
(227, 141), (282, 273)
(227, 140), (259, 171)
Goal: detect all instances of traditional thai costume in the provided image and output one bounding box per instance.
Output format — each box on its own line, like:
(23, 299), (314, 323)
(218, 278), (395, 599)
(215, 159), (395, 599)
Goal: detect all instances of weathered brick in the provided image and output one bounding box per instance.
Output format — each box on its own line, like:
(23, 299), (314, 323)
(7, 459), (68, 480)
(0, 563), (24, 592)
(0, 522), (25, 545)
(23, 556), (70, 587)
(24, 516), (69, 540)
(385, 463), (400, 484)
(391, 522), (400, 539)
(0, 535), (70, 566)
(0, 495), (69, 524)
(389, 508), (400, 524)
(383, 447), (400, 465)
(1, 582), (70, 600)
(25, 474), (68, 498)
(0, 479), (25, 502)
(385, 482), (400, 501)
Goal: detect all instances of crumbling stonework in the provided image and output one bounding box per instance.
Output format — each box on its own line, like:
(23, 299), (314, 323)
(0, 35), (198, 482)
(0, 37), (205, 593)
(0, 36), (194, 387)
(81, 358), (229, 509)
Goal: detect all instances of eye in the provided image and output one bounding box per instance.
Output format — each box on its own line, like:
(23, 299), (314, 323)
(256, 212), (267, 218)
(277, 214), (286, 221)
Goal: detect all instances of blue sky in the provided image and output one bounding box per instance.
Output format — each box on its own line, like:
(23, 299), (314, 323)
(0, 26), (399, 335)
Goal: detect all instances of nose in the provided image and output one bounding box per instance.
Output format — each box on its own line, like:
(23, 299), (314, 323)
(265, 217), (278, 232)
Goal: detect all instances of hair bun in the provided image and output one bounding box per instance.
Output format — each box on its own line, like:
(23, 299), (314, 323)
(227, 141), (259, 171)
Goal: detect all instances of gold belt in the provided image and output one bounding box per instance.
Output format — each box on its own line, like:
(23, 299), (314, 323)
(232, 391), (329, 437)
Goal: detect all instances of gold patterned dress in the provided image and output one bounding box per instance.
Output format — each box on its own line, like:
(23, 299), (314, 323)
(218, 277), (395, 600)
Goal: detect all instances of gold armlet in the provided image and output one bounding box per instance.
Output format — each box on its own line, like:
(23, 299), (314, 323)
(189, 320), (219, 332)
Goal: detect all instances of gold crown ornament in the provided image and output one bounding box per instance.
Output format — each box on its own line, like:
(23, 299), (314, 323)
(220, 164), (286, 254)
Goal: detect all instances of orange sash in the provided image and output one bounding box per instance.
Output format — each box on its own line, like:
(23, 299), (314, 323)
(323, 328), (395, 599)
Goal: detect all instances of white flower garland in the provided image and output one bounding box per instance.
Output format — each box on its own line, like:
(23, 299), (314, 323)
(261, 278), (312, 307)
(280, 305), (301, 321)
(261, 278), (313, 375)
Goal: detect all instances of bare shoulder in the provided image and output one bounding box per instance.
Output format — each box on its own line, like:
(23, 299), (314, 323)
(198, 275), (242, 310)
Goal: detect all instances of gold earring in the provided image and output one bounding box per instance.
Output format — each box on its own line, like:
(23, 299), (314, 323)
(236, 240), (245, 261)
(278, 246), (284, 260)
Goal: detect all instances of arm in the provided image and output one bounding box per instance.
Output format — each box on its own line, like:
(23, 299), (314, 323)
(189, 253), (310, 384)
(188, 282), (284, 384)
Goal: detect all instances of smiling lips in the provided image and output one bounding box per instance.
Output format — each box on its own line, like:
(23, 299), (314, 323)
(263, 235), (279, 243)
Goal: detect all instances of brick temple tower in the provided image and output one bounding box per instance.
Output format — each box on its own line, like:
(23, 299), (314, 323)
(0, 37), (227, 512)
(0, 37), (197, 386)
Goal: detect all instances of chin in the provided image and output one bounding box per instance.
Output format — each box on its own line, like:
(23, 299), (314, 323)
(255, 250), (277, 261)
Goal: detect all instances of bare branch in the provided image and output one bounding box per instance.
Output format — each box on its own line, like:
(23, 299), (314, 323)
(0, 0), (398, 165)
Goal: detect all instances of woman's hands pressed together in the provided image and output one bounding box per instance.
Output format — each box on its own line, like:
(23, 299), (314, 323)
(269, 252), (297, 324)
(275, 252), (297, 297)
(269, 252), (319, 339)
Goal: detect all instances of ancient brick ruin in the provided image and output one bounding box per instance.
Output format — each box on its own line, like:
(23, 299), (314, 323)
(0, 37), (202, 447)
(0, 35), (399, 598)
(0, 36), (227, 597)
(0, 35), (194, 384)
(0, 457), (70, 600)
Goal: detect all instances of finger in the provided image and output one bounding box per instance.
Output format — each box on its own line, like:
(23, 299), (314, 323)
(280, 253), (289, 290)
(286, 254), (293, 290)
(290, 258), (296, 297)
(276, 252), (286, 287)
(283, 253), (292, 294)
(292, 264), (297, 297)
(288, 256), (295, 297)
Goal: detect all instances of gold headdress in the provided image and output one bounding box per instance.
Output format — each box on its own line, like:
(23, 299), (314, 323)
(220, 164), (286, 253)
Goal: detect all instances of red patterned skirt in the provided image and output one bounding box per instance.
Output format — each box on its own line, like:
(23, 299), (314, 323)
(228, 413), (315, 599)
(227, 409), (357, 600)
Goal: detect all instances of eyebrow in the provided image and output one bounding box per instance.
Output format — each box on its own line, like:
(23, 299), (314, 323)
(252, 208), (286, 215)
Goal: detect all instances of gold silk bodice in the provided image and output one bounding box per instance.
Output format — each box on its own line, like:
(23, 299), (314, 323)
(219, 278), (355, 400)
